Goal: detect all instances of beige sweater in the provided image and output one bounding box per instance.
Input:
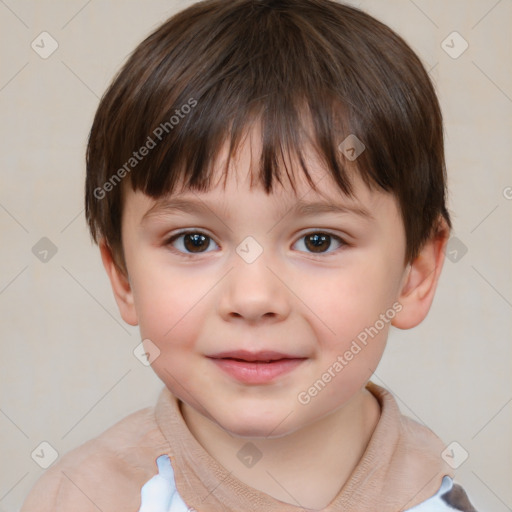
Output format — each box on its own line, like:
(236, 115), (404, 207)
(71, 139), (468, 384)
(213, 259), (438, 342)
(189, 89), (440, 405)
(20, 382), (455, 512)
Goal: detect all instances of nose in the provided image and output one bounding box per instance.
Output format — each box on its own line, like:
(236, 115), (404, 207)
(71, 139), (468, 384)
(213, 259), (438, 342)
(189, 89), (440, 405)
(217, 252), (291, 324)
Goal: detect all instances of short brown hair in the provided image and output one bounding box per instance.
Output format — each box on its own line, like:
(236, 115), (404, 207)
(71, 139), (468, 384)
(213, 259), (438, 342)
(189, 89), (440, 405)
(85, 0), (451, 270)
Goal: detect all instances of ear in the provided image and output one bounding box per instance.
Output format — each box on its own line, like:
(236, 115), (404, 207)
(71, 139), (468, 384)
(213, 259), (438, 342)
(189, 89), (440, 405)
(99, 239), (138, 326)
(392, 218), (450, 329)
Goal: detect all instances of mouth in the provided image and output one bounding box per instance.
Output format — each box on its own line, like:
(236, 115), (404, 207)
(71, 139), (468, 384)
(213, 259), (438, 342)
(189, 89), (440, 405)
(207, 350), (307, 384)
(207, 350), (305, 362)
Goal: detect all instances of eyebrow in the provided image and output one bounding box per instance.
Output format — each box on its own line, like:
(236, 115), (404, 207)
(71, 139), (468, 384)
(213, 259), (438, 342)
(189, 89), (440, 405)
(141, 197), (374, 223)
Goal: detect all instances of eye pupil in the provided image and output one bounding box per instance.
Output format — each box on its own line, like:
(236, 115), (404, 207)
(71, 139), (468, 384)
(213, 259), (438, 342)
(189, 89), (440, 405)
(305, 233), (330, 253)
(184, 233), (208, 252)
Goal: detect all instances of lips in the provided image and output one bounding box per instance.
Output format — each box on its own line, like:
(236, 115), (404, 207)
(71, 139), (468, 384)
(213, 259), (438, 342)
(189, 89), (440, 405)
(208, 352), (307, 384)
(207, 350), (304, 362)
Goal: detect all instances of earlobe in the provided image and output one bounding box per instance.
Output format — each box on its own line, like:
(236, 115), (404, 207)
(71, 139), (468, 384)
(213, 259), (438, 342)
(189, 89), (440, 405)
(392, 219), (450, 330)
(99, 240), (138, 326)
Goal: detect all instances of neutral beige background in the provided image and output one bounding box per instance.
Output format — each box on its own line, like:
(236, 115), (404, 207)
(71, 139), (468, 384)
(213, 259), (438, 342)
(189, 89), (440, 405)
(1, 1), (511, 510)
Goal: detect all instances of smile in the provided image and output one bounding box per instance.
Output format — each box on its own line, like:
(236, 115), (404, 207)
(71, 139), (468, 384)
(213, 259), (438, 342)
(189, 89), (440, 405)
(208, 357), (306, 384)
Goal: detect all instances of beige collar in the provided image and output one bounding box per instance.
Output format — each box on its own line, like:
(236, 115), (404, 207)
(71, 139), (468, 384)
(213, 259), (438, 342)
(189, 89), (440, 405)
(155, 381), (453, 511)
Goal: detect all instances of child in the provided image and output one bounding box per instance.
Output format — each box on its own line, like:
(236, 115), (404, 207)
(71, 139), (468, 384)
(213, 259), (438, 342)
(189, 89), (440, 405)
(21, 0), (478, 510)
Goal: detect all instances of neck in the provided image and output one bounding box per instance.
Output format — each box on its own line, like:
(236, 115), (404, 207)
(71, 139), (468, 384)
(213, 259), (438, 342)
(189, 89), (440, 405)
(180, 387), (381, 509)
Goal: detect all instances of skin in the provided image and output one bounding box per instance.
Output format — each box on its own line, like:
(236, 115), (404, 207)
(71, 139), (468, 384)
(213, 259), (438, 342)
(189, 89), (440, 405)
(101, 127), (449, 509)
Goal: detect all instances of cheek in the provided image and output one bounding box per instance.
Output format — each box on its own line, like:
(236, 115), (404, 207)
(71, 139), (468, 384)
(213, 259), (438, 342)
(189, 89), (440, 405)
(129, 258), (184, 337)
(134, 272), (208, 385)
(130, 259), (216, 352)
(300, 262), (399, 343)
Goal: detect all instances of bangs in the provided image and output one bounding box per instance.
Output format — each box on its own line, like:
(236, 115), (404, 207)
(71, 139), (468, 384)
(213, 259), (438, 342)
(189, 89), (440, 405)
(129, 92), (365, 201)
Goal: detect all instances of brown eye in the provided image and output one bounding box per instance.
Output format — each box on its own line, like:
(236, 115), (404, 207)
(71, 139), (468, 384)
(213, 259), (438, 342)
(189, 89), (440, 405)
(167, 231), (218, 256)
(294, 232), (345, 255)
(183, 233), (209, 252)
(306, 233), (330, 253)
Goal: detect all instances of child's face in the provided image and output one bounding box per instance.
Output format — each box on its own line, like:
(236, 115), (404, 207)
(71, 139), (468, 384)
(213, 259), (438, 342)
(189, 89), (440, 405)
(113, 130), (410, 438)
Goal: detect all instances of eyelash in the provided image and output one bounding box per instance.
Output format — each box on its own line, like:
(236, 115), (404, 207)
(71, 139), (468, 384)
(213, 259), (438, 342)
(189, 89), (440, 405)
(164, 230), (348, 259)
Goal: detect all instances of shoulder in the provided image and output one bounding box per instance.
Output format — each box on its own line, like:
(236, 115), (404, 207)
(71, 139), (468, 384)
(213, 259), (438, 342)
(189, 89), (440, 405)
(20, 404), (169, 512)
(405, 475), (479, 512)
